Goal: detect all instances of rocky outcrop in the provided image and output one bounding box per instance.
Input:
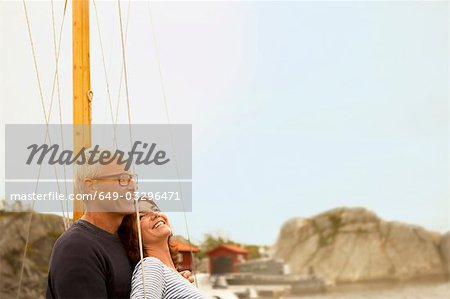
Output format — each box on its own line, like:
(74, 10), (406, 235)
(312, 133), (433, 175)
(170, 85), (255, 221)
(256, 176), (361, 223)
(274, 207), (446, 283)
(0, 211), (65, 299)
(440, 232), (450, 278)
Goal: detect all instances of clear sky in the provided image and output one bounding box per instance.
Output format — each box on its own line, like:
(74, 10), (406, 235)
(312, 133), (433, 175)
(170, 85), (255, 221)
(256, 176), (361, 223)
(0, 0), (449, 245)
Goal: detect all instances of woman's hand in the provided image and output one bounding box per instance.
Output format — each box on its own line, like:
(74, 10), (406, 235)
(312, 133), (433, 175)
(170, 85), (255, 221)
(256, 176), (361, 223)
(179, 270), (195, 284)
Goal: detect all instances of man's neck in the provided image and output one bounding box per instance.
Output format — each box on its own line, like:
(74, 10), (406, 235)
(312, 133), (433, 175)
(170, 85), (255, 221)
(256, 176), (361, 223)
(81, 212), (124, 235)
(144, 241), (176, 270)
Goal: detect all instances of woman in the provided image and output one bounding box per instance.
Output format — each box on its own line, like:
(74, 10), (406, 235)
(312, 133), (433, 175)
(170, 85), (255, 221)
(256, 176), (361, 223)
(118, 201), (206, 299)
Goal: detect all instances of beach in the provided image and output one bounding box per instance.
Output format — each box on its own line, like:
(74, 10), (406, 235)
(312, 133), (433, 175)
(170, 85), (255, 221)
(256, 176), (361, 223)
(291, 281), (450, 299)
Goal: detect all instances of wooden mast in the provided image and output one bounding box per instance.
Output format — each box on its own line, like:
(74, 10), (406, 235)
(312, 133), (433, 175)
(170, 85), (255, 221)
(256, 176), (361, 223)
(72, 0), (91, 221)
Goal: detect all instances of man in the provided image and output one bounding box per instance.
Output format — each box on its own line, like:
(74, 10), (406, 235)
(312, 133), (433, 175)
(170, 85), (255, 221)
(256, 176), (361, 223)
(46, 151), (193, 298)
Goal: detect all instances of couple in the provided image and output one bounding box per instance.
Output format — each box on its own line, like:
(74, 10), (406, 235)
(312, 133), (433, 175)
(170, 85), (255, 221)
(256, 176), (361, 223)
(46, 154), (205, 299)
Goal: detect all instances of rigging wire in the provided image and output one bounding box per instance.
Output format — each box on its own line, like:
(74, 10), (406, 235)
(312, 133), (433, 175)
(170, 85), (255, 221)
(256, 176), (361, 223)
(117, 1), (147, 298)
(92, 0), (118, 148)
(17, 1), (69, 298)
(114, 0), (131, 126)
(147, 1), (198, 287)
(50, 0), (70, 230)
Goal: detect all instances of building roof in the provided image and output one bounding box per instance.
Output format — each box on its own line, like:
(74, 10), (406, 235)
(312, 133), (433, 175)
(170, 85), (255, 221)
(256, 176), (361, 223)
(172, 239), (199, 252)
(206, 244), (249, 255)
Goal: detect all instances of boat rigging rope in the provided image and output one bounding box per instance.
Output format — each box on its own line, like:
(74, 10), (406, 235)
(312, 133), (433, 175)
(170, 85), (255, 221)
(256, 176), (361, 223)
(117, 1), (148, 298)
(17, 1), (70, 298)
(114, 0), (131, 127)
(50, 0), (71, 229)
(147, 1), (198, 287)
(92, 0), (118, 148)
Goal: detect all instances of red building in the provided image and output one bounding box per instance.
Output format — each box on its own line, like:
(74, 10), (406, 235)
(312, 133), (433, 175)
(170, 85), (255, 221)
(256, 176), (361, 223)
(206, 244), (249, 274)
(173, 239), (199, 271)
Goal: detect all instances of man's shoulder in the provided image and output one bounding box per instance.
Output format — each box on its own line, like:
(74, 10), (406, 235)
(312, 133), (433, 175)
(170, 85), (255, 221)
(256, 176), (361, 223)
(49, 222), (111, 270)
(53, 222), (98, 251)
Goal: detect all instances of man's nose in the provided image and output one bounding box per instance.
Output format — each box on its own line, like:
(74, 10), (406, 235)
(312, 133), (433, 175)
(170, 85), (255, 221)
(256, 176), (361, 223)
(127, 178), (137, 191)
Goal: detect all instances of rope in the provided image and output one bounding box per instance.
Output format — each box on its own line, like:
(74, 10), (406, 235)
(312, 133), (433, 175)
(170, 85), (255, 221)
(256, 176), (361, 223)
(17, 1), (69, 297)
(41, 0), (71, 228)
(21, 0), (47, 123)
(92, 0), (118, 148)
(50, 0), (70, 230)
(17, 0), (50, 296)
(147, 2), (198, 287)
(114, 0), (131, 126)
(134, 199), (146, 298)
(117, 0), (132, 128)
(117, 1), (147, 298)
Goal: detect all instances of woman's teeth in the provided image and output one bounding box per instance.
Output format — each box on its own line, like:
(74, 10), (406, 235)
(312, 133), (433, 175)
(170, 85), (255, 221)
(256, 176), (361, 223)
(153, 221), (165, 229)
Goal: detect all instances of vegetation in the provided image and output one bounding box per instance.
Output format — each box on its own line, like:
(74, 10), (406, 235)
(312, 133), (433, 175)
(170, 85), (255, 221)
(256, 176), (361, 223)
(316, 212), (343, 248)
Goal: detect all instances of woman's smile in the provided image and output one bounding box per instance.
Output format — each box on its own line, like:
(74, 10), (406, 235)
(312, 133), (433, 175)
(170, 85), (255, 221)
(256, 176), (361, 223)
(140, 212), (170, 233)
(152, 219), (166, 229)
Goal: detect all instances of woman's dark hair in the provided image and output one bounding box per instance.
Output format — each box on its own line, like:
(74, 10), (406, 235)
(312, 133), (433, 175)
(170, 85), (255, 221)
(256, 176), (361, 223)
(118, 213), (179, 267)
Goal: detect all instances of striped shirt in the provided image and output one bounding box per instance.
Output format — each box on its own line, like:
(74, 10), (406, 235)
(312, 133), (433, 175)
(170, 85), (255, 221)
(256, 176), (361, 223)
(131, 257), (207, 299)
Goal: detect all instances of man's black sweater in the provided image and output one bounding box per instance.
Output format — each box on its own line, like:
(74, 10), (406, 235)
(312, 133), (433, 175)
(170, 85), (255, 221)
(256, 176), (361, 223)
(46, 219), (132, 298)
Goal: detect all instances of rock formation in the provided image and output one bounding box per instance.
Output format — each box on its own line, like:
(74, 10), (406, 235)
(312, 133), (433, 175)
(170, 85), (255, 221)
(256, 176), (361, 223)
(274, 207), (446, 283)
(439, 232), (450, 278)
(0, 211), (65, 299)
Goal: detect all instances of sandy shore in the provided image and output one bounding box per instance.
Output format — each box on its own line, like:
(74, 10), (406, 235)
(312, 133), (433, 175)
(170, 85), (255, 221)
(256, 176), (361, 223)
(291, 280), (450, 299)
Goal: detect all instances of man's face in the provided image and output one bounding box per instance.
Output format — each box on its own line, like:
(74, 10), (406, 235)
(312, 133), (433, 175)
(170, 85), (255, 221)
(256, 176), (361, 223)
(85, 160), (136, 214)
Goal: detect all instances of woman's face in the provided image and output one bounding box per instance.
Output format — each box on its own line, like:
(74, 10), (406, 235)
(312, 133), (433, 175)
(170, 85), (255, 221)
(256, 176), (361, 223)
(139, 211), (172, 245)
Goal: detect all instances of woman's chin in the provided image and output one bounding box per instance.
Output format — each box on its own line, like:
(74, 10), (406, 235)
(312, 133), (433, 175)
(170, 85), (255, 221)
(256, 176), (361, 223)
(162, 226), (172, 237)
(153, 226), (172, 238)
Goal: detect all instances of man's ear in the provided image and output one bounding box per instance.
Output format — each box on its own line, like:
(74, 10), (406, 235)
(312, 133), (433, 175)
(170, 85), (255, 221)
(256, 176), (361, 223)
(84, 179), (97, 192)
